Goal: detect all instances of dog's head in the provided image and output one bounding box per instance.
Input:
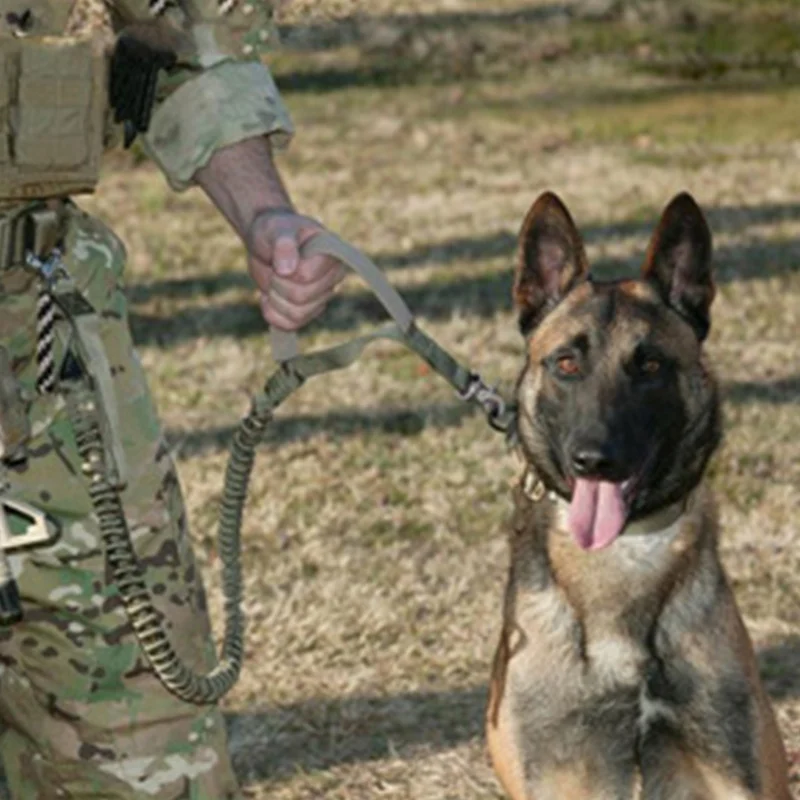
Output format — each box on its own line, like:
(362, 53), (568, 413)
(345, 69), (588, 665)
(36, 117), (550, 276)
(514, 191), (721, 550)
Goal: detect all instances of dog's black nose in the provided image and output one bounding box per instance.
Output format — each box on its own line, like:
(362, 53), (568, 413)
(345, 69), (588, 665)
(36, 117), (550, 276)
(570, 444), (621, 480)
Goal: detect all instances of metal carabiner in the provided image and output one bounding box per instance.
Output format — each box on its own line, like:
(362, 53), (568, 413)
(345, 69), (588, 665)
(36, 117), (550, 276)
(458, 372), (514, 432)
(25, 248), (67, 287)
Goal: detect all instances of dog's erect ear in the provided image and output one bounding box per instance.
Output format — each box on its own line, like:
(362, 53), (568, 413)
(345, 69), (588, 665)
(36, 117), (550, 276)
(642, 192), (714, 341)
(514, 192), (589, 335)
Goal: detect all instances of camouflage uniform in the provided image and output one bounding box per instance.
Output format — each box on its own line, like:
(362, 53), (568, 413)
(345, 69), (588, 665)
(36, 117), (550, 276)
(0, 0), (293, 796)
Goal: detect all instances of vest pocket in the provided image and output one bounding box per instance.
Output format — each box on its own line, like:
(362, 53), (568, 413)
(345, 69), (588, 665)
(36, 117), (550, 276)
(16, 41), (94, 169)
(0, 37), (106, 198)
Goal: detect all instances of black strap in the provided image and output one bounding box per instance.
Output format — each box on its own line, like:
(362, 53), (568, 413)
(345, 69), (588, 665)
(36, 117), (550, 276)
(110, 33), (177, 148)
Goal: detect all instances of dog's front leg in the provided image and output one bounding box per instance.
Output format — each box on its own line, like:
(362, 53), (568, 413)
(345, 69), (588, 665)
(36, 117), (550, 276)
(643, 579), (791, 800)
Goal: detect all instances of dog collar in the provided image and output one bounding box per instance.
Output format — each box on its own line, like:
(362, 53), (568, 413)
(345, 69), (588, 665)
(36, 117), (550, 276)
(518, 467), (686, 537)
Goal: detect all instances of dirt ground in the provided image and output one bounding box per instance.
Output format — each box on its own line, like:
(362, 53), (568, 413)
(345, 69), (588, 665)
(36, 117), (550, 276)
(81, 1), (800, 796)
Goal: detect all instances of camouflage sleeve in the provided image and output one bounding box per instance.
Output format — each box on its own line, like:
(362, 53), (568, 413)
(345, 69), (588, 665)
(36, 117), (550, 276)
(108, 0), (294, 191)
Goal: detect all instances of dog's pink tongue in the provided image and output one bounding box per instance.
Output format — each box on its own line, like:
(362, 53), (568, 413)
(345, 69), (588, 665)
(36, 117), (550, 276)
(568, 479), (627, 551)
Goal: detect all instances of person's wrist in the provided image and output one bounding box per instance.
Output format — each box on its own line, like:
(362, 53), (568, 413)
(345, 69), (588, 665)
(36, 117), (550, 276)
(250, 205), (297, 226)
(247, 208), (324, 241)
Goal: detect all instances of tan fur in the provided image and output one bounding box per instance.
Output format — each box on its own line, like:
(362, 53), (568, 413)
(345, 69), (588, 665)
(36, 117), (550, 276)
(525, 282), (594, 363)
(487, 681), (528, 800)
(617, 279), (660, 302)
(488, 491), (790, 799)
(488, 193), (790, 800)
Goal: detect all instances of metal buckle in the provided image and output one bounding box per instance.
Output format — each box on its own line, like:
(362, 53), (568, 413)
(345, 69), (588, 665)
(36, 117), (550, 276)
(0, 499), (54, 551)
(458, 372), (511, 432)
(25, 248), (67, 287)
(521, 469), (547, 503)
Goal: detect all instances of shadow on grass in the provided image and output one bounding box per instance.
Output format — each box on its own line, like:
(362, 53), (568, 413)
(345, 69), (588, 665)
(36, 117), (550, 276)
(166, 373), (798, 461)
(0, 685), (486, 794)
(223, 637), (800, 785)
(276, 58), (800, 98)
(758, 636), (800, 701)
(129, 233), (799, 348)
(276, 65), (429, 93)
(126, 200), (800, 311)
(272, 3), (576, 94)
(725, 376), (800, 406)
(272, 2), (800, 93)
(0, 640), (793, 793)
(278, 3), (572, 52)
(167, 401), (479, 460)
(129, 269), (512, 347)
(226, 684), (487, 786)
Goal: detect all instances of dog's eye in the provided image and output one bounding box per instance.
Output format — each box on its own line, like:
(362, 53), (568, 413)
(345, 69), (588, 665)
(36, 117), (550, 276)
(631, 345), (667, 380)
(557, 355), (581, 376)
(641, 358), (661, 375)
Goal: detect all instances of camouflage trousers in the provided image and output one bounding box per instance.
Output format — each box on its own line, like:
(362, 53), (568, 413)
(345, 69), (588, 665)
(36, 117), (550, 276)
(0, 204), (241, 798)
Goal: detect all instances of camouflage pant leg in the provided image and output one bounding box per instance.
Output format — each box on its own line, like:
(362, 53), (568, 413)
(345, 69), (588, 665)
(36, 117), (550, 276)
(0, 205), (241, 799)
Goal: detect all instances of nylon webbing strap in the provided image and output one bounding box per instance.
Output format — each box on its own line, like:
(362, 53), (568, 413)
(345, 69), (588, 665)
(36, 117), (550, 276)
(268, 232), (514, 431)
(270, 233), (415, 363)
(270, 323), (469, 392)
(278, 322), (405, 381)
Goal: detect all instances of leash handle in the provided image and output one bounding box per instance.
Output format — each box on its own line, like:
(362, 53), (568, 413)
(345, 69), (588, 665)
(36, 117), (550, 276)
(270, 232), (415, 363)
(269, 230), (516, 434)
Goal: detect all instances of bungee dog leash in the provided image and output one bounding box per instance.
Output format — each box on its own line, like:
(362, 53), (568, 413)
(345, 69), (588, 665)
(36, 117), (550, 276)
(71, 231), (517, 703)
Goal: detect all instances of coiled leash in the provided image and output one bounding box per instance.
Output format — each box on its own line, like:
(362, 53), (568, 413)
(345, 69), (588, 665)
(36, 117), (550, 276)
(70, 232), (517, 704)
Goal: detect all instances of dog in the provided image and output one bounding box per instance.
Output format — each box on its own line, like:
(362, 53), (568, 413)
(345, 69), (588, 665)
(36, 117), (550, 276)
(486, 192), (791, 800)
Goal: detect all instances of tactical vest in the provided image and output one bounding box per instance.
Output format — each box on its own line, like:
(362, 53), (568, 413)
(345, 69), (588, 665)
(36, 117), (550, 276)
(0, 0), (107, 202)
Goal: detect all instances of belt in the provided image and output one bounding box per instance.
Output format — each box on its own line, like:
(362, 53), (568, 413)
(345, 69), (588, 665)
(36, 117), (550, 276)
(0, 200), (68, 270)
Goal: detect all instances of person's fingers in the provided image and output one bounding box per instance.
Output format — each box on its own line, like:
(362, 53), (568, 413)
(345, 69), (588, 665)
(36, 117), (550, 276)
(247, 211), (304, 272)
(268, 286), (334, 326)
(245, 210), (345, 329)
(269, 260), (345, 306)
(288, 253), (347, 286)
(290, 253), (328, 285)
(260, 290), (331, 331)
(246, 210), (327, 278)
(248, 254), (272, 294)
(252, 253), (341, 298)
(272, 232), (300, 276)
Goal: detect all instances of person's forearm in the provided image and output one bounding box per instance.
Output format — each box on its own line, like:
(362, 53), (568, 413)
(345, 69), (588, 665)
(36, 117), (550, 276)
(194, 136), (295, 240)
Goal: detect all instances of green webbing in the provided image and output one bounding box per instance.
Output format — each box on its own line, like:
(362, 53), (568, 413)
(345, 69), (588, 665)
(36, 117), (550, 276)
(404, 325), (472, 392)
(263, 321), (514, 430)
(277, 323), (407, 382)
(269, 322), (469, 390)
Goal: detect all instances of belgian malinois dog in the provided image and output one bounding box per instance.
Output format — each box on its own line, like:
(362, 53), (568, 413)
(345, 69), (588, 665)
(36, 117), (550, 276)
(487, 192), (791, 799)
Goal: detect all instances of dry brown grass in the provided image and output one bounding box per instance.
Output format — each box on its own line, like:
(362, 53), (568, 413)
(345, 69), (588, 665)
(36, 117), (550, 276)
(82, 1), (800, 796)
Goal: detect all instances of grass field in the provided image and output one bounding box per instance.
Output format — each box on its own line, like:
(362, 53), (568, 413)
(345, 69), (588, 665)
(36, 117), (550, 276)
(85, 1), (800, 796)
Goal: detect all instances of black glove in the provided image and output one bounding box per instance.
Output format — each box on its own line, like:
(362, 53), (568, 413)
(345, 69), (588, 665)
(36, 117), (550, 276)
(110, 33), (177, 148)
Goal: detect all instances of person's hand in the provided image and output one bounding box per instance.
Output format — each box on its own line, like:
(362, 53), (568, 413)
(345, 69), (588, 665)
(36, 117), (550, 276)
(246, 209), (345, 331)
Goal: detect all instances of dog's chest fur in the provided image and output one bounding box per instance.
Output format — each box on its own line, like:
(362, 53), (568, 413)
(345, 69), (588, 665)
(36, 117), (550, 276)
(504, 497), (703, 749)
